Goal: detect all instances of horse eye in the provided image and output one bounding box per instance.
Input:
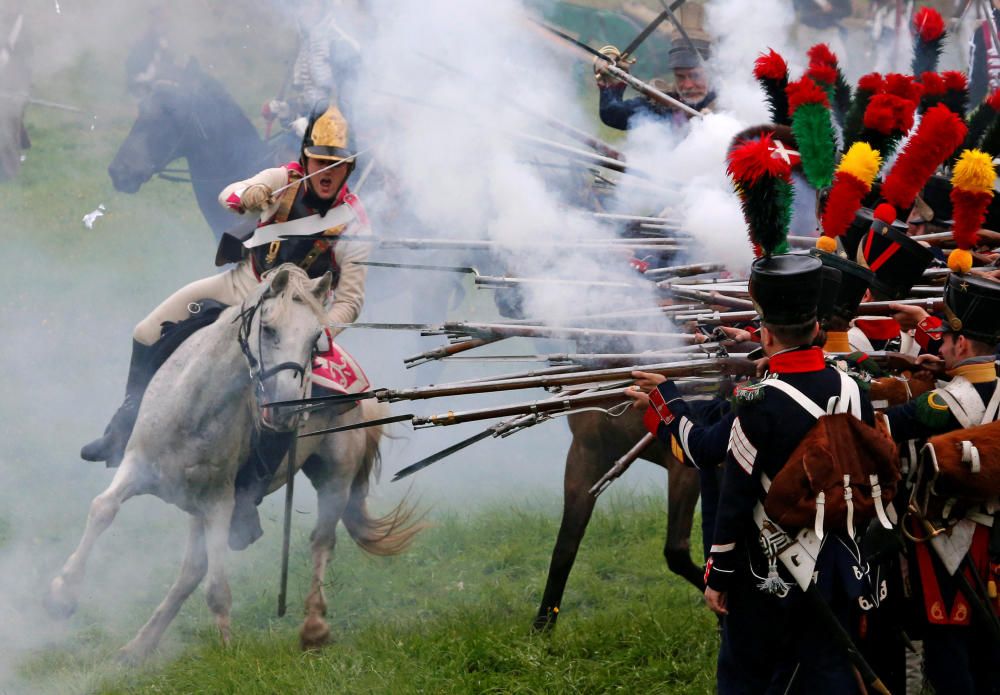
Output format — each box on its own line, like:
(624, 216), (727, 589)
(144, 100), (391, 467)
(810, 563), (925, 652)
(262, 325), (277, 339)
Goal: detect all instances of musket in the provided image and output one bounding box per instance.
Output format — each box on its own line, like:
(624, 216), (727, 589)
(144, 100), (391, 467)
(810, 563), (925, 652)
(843, 350), (947, 378)
(338, 321), (700, 345)
(356, 262), (660, 291)
(343, 237), (683, 253)
(444, 350), (746, 366)
(666, 287), (755, 310)
(269, 357), (751, 410)
(532, 21), (703, 119)
(405, 338), (498, 368)
(590, 433), (657, 497)
(416, 51), (625, 161)
(591, 212), (682, 227)
(643, 263), (726, 279)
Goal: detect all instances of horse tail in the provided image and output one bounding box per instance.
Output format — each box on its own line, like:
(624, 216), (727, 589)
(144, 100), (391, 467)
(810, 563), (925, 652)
(341, 403), (427, 557)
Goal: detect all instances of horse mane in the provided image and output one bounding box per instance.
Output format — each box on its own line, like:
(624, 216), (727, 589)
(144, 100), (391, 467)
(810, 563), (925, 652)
(258, 264), (329, 327)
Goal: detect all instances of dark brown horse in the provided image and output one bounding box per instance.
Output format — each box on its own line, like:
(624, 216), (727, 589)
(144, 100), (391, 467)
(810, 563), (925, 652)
(532, 407), (703, 630)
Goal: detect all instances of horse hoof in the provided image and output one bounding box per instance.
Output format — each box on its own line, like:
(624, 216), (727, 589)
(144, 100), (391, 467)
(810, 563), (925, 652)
(44, 578), (78, 620)
(117, 642), (152, 666)
(299, 616), (331, 651)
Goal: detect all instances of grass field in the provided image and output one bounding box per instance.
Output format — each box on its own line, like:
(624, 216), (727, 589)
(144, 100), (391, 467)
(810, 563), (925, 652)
(12, 495), (717, 695)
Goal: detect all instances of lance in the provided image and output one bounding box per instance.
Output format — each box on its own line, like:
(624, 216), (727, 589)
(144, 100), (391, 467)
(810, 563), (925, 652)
(532, 21), (703, 119)
(269, 357), (747, 411)
(590, 433), (657, 497)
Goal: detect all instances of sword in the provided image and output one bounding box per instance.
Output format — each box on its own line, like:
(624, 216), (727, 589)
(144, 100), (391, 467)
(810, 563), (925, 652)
(533, 21), (702, 119)
(269, 148), (369, 198)
(243, 204), (358, 248)
(620, 0), (687, 61)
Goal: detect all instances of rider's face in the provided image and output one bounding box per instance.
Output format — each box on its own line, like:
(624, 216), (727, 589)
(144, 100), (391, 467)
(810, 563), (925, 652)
(305, 157), (348, 200)
(674, 67), (709, 105)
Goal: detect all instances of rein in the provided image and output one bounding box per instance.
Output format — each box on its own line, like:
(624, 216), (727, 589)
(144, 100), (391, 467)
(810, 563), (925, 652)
(235, 298), (309, 406)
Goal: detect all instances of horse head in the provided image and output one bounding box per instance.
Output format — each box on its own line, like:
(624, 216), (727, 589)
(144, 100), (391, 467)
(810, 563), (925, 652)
(245, 264), (333, 430)
(108, 60), (205, 193)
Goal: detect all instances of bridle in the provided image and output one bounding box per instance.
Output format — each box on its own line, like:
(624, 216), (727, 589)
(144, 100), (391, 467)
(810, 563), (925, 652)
(235, 297), (310, 412)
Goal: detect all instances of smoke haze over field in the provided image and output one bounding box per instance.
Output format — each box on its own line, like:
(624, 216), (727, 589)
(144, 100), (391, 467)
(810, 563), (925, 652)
(2, 0), (985, 690)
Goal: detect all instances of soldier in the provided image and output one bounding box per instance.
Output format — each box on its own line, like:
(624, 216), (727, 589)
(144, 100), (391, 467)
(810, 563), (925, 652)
(969, 0), (1000, 107)
(595, 38), (715, 131)
(882, 273), (1000, 694)
(631, 254), (878, 693)
(79, 103), (372, 548)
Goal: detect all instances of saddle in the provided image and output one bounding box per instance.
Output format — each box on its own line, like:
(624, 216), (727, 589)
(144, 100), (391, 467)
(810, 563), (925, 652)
(160, 302), (370, 397)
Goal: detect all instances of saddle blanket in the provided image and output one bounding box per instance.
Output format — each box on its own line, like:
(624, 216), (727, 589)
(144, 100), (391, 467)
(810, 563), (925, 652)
(311, 333), (370, 396)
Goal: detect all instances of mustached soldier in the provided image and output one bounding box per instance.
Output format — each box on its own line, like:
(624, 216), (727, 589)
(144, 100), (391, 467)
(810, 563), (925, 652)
(80, 103), (372, 549)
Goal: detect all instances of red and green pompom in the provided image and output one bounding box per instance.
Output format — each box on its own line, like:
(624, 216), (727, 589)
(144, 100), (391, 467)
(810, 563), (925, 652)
(819, 142), (883, 251)
(787, 76), (836, 190)
(918, 71), (946, 112)
(806, 43), (851, 128)
(754, 49), (790, 125)
(948, 149), (996, 272)
(911, 6), (947, 76)
(881, 103), (968, 212)
(727, 132), (794, 258)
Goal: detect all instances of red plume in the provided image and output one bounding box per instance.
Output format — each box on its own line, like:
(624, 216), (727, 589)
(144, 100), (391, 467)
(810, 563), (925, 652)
(913, 7), (945, 43)
(951, 189), (993, 250)
(881, 104), (968, 210)
(857, 73), (885, 93)
(821, 172), (870, 240)
(787, 76), (830, 114)
(754, 49), (787, 81)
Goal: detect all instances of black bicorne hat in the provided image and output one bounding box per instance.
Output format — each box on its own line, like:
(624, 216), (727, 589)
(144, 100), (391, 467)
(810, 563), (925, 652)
(750, 254), (825, 326)
(928, 274), (1000, 345)
(810, 249), (875, 322)
(667, 38), (711, 70)
(856, 211), (934, 300)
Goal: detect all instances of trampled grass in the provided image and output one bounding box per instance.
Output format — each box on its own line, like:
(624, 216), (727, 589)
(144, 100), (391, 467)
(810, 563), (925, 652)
(17, 495), (717, 695)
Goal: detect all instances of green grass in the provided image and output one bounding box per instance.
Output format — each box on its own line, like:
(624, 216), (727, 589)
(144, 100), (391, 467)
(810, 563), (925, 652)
(16, 495), (717, 695)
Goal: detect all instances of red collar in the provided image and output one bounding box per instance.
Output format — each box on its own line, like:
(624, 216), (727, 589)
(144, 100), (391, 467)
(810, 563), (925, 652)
(769, 347), (826, 374)
(853, 317), (902, 341)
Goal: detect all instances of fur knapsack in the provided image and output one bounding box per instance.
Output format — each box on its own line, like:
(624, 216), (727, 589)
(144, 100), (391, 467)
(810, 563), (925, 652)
(762, 373), (901, 538)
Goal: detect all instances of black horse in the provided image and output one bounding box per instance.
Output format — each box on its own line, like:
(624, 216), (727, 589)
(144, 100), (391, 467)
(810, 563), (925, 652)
(109, 59), (273, 241)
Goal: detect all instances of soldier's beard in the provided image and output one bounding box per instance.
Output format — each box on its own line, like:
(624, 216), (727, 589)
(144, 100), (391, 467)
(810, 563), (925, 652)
(678, 87), (708, 105)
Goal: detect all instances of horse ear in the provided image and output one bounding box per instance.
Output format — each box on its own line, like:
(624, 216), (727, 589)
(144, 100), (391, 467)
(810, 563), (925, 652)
(265, 267), (290, 297)
(312, 271), (333, 301)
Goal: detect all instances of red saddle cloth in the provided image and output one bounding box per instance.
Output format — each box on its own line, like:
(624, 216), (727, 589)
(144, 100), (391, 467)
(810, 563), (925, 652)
(311, 330), (370, 396)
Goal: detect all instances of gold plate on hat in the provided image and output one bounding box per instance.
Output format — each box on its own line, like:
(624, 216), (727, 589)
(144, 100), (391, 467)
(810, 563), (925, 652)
(310, 107), (349, 149)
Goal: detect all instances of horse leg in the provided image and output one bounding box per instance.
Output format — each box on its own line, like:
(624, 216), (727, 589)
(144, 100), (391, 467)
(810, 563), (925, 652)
(46, 465), (142, 618)
(202, 497), (235, 646)
(299, 478), (350, 650)
(533, 435), (604, 632)
(118, 516), (208, 663)
(663, 459), (704, 591)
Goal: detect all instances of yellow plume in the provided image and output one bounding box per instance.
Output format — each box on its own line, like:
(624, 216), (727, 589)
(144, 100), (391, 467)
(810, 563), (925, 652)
(951, 149), (997, 194)
(837, 142), (882, 187)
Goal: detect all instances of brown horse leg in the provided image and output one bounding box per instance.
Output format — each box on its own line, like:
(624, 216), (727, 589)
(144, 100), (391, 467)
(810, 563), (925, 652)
(532, 435), (604, 632)
(663, 459), (704, 591)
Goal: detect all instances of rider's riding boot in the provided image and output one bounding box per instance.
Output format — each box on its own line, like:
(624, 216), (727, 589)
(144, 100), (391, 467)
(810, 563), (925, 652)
(229, 429), (296, 551)
(80, 340), (156, 467)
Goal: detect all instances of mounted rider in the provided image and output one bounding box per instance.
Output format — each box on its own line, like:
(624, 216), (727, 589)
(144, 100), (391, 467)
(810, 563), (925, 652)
(81, 102), (372, 548)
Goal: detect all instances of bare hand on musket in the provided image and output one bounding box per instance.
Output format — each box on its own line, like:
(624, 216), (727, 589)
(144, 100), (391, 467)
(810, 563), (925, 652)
(625, 370), (667, 409)
(889, 302), (930, 331)
(915, 354), (945, 371)
(717, 325), (754, 343)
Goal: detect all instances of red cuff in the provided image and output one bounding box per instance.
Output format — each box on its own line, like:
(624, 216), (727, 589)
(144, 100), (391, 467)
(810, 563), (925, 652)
(915, 315), (943, 350)
(225, 191), (243, 212)
(630, 257), (650, 274)
(643, 387), (675, 435)
(746, 326), (761, 342)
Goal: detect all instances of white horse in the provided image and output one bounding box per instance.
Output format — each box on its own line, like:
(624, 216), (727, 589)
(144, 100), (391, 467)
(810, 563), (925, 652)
(46, 264), (422, 661)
